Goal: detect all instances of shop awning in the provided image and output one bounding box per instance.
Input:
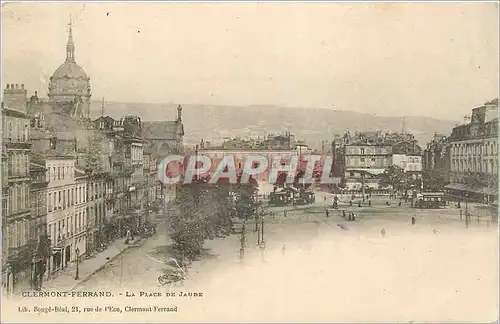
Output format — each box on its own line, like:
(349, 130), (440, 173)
(445, 183), (497, 196)
(444, 183), (469, 191)
(470, 187), (498, 196)
(350, 168), (386, 176)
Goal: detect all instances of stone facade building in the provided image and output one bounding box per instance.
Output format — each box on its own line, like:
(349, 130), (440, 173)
(1, 84), (33, 294)
(423, 133), (450, 172)
(142, 107), (185, 207)
(446, 99), (498, 202)
(28, 161), (50, 290)
(334, 131), (422, 191)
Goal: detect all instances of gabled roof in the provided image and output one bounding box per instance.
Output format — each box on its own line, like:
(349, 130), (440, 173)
(142, 121), (184, 140)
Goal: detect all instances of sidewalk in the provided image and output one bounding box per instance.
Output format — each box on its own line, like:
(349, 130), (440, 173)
(41, 237), (143, 292)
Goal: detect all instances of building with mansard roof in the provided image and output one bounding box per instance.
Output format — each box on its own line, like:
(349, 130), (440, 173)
(446, 98), (498, 204)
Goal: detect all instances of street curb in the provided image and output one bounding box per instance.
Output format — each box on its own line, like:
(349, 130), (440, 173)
(69, 239), (145, 292)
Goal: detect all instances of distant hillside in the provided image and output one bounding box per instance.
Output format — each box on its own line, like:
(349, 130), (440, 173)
(90, 102), (459, 149)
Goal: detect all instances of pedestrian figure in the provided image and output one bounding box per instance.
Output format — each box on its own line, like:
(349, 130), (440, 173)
(411, 216), (416, 225)
(381, 228), (386, 238)
(358, 201), (361, 207)
(342, 210), (346, 218)
(282, 244), (286, 256)
(326, 209), (329, 218)
(352, 214), (356, 221)
(458, 201), (461, 209)
(398, 201), (402, 207)
(349, 200), (352, 206)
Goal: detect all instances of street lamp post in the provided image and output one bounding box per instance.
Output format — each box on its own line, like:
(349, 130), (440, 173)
(75, 247), (80, 280)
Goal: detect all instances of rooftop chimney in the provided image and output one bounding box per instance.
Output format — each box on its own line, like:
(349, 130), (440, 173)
(4, 83), (28, 112)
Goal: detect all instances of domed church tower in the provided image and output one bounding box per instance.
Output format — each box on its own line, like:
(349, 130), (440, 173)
(48, 16), (91, 119)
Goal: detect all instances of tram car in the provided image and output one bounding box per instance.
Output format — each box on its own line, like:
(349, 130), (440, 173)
(269, 188), (294, 206)
(413, 192), (446, 209)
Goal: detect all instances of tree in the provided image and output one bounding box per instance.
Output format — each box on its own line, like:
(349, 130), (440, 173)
(170, 176), (252, 261)
(422, 169), (449, 191)
(379, 165), (407, 192)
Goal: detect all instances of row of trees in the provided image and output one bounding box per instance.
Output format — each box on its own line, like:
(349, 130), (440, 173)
(379, 165), (423, 193)
(169, 166), (328, 261)
(170, 175), (259, 261)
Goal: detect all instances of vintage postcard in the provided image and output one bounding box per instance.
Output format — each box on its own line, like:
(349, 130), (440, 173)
(1, 1), (498, 323)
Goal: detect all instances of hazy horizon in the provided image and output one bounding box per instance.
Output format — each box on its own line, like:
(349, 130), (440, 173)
(2, 2), (499, 120)
(89, 99), (463, 122)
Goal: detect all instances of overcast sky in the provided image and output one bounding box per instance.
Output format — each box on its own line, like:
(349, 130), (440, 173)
(2, 2), (498, 120)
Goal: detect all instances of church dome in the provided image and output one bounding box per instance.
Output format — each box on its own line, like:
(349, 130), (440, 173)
(52, 62), (88, 80)
(47, 18), (91, 119)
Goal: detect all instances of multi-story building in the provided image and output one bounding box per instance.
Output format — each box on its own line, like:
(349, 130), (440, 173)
(336, 131), (392, 191)
(422, 133), (451, 191)
(423, 133), (450, 172)
(391, 140), (423, 177)
(123, 116), (146, 230)
(92, 115), (146, 236)
(76, 130), (110, 253)
(34, 145), (78, 278)
(142, 106), (185, 208)
(1, 83), (32, 294)
(334, 131), (422, 192)
(74, 170), (88, 257)
(196, 134), (321, 191)
(446, 99), (498, 202)
(142, 148), (161, 223)
(29, 161), (50, 289)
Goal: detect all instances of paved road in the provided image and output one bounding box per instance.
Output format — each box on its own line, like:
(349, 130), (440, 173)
(71, 204), (498, 322)
(74, 223), (172, 291)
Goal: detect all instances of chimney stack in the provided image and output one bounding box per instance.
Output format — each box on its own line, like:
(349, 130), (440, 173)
(4, 83), (28, 112)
